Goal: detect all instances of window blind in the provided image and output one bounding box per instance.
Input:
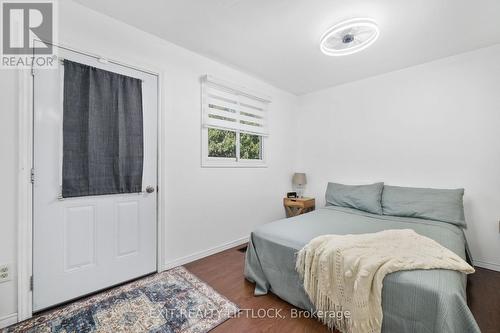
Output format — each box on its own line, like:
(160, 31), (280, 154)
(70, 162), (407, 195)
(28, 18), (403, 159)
(202, 75), (270, 136)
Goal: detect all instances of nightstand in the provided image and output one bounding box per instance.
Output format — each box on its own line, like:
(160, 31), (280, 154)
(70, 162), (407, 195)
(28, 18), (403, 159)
(284, 197), (315, 218)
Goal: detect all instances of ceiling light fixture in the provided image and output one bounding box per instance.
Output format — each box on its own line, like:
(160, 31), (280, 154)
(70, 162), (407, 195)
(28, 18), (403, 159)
(320, 18), (379, 56)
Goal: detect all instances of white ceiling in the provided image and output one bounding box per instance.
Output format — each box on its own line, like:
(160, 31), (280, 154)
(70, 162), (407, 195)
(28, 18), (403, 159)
(74, 0), (500, 95)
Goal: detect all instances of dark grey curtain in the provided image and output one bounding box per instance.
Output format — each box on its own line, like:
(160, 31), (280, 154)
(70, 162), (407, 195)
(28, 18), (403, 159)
(62, 60), (143, 198)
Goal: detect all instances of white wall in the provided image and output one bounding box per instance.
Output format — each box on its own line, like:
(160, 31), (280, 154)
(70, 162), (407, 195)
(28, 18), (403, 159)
(296, 44), (500, 271)
(0, 0), (297, 323)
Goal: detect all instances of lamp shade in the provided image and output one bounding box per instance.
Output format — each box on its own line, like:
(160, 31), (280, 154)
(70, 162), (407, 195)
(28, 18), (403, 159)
(292, 173), (307, 186)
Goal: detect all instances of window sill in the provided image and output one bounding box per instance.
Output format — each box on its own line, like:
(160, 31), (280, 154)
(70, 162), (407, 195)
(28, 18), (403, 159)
(201, 159), (267, 168)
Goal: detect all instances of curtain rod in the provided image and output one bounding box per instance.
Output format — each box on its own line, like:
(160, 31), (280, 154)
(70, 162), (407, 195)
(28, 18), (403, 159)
(34, 39), (159, 77)
(58, 57), (145, 82)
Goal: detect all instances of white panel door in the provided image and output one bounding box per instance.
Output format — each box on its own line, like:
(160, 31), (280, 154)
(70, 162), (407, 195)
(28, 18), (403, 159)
(33, 47), (158, 311)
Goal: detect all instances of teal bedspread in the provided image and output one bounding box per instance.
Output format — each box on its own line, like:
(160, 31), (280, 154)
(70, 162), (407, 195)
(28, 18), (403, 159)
(244, 206), (480, 333)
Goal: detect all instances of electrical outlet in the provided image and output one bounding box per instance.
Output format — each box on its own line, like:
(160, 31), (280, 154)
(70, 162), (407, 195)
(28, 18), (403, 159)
(0, 264), (11, 283)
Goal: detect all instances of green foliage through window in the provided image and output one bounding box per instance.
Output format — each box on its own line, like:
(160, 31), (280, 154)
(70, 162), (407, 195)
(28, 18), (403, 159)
(240, 133), (261, 160)
(208, 128), (236, 158)
(207, 128), (262, 160)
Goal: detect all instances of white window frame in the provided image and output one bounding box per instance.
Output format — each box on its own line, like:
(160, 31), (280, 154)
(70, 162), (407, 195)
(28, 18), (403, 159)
(201, 75), (270, 168)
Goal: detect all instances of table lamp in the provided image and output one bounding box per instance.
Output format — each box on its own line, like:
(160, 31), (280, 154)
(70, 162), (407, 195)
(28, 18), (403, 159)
(292, 173), (307, 198)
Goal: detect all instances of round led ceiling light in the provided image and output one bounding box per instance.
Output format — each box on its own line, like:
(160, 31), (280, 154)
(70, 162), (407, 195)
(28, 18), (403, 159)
(320, 18), (379, 56)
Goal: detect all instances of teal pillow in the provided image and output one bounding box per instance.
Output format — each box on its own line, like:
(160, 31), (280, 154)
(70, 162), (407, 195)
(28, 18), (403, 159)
(325, 182), (384, 214)
(382, 185), (466, 226)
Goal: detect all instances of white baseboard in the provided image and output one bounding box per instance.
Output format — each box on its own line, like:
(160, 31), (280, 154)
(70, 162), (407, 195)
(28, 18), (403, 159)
(474, 260), (500, 272)
(0, 313), (18, 329)
(163, 236), (249, 270)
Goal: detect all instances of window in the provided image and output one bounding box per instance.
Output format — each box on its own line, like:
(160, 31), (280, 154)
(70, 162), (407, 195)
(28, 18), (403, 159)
(202, 75), (270, 167)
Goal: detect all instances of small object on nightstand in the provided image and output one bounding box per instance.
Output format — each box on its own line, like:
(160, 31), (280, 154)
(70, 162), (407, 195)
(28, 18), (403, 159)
(287, 192), (298, 198)
(284, 197), (315, 218)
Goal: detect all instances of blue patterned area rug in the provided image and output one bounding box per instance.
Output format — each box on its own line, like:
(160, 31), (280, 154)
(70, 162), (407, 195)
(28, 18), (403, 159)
(5, 267), (239, 333)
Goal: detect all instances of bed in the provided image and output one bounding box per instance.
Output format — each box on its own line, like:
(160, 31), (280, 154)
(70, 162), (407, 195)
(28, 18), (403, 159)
(244, 205), (480, 333)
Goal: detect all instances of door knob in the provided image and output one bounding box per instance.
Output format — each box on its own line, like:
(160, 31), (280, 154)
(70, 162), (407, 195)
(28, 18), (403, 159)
(145, 186), (155, 193)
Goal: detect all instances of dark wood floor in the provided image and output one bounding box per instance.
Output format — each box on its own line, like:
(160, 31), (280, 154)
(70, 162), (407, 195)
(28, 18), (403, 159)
(185, 245), (500, 333)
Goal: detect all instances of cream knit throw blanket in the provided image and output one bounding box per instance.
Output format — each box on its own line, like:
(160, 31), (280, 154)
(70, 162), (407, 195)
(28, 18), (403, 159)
(296, 229), (474, 333)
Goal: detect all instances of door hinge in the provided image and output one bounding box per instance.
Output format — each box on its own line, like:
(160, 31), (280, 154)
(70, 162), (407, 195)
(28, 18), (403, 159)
(30, 276), (33, 291)
(30, 168), (35, 184)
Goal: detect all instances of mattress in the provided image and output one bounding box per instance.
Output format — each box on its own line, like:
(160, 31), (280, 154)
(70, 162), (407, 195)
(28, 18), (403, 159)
(244, 205), (480, 333)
